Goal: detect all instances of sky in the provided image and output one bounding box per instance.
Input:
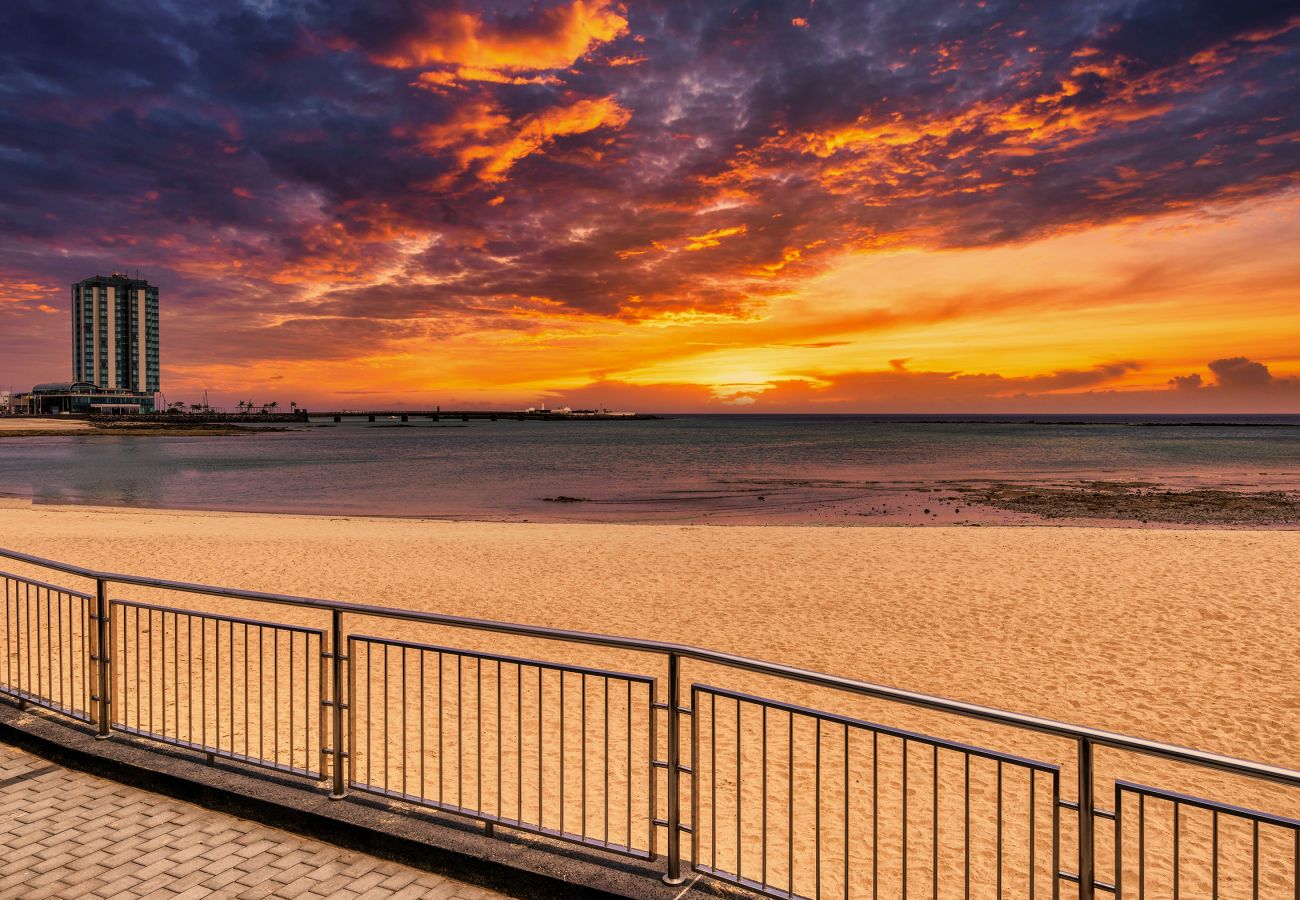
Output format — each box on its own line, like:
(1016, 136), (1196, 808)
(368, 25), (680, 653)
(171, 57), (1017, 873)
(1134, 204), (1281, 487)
(1, 0), (1299, 412)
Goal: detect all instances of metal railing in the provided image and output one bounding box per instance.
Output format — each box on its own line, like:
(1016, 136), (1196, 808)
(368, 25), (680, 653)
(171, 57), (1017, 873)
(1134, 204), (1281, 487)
(0, 545), (1297, 898)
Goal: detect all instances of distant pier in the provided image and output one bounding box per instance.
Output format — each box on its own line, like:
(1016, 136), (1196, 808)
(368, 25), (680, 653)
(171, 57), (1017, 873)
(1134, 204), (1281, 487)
(311, 409), (660, 422)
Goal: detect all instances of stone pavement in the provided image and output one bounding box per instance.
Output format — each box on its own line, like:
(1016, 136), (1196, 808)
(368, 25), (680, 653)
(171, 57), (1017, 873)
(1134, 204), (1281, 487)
(0, 741), (511, 900)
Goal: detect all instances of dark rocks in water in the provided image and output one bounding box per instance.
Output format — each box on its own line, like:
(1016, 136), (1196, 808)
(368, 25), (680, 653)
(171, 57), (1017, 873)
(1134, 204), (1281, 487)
(963, 481), (1300, 525)
(543, 496), (593, 503)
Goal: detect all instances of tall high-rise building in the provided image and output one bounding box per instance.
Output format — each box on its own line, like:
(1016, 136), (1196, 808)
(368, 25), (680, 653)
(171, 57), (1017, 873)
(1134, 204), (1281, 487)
(72, 273), (159, 393)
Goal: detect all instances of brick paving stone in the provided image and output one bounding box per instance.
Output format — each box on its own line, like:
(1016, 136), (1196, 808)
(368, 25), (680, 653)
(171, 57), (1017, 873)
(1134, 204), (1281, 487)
(0, 741), (511, 900)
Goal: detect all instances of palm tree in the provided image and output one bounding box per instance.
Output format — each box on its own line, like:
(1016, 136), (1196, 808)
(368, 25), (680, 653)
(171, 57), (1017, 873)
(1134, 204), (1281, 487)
(268, 401), (279, 414)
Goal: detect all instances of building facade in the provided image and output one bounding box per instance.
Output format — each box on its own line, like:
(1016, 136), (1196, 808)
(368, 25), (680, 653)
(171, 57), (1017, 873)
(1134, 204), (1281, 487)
(15, 382), (153, 415)
(72, 273), (159, 394)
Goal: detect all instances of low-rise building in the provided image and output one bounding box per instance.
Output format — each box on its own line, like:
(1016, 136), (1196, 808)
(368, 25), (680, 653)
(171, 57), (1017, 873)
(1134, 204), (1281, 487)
(14, 382), (154, 415)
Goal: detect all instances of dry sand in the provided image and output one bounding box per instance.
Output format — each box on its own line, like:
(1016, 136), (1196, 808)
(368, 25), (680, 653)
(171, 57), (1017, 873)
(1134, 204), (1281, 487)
(1, 500), (1297, 896)
(0, 418), (92, 433)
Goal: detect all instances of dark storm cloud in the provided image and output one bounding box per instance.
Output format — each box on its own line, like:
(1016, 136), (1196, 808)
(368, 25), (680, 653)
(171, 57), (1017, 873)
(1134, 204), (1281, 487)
(1, 0), (1298, 368)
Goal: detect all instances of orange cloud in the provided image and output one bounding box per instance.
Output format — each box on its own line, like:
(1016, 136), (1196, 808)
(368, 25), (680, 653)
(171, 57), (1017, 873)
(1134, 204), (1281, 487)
(371, 0), (627, 87)
(684, 224), (747, 251)
(414, 68), (562, 88)
(417, 95), (630, 183)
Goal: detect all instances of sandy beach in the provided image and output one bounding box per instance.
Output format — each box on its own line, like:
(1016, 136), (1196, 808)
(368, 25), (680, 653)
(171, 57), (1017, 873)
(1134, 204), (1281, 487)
(1, 500), (1297, 893)
(0, 418), (93, 433)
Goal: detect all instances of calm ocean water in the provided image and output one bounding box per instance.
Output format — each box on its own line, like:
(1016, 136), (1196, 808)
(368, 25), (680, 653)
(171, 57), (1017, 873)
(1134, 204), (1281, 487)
(2, 414), (1299, 523)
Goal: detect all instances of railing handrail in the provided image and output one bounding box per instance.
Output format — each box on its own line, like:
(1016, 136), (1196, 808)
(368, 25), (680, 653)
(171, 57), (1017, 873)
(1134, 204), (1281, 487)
(2, 543), (1297, 790)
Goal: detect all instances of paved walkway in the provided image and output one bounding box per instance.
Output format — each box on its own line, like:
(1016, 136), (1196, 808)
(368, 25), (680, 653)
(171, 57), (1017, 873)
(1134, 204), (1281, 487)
(0, 742), (510, 900)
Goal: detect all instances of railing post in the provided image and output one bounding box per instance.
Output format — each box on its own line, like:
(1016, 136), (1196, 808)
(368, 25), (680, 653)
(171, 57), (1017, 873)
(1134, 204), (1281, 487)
(329, 609), (347, 799)
(1078, 737), (1095, 900)
(663, 651), (685, 885)
(94, 578), (111, 739)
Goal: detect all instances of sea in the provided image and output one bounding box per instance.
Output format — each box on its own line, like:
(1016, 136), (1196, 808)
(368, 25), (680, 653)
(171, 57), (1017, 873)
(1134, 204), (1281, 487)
(2, 414), (1299, 524)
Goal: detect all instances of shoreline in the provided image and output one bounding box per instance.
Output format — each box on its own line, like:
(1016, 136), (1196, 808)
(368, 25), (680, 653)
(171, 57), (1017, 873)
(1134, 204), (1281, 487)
(2, 478), (1297, 529)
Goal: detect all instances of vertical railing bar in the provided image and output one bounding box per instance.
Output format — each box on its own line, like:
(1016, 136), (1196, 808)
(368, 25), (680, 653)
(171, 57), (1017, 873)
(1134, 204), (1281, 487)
(56, 593), (63, 712)
(402, 645), (408, 799)
(844, 725), (850, 900)
(602, 675), (608, 847)
(738, 698), (744, 886)
(186, 615), (194, 745)
(290, 629), (297, 771)
(1052, 769), (1061, 900)
(788, 709), (795, 900)
(815, 717), (822, 900)
(39, 584), (45, 702)
(154, 608), (161, 733)
(347, 633), (356, 791)
(535, 665), (541, 830)
(29, 582), (36, 702)
(366, 640), (374, 788)
(1030, 768), (1036, 900)
(161, 610), (168, 738)
(271, 626), (279, 764)
(327, 608), (343, 795)
(500, 660), (505, 825)
(55, 589), (62, 708)
(932, 745), (939, 900)
(559, 667), (565, 836)
(458, 653), (464, 812)
(4, 579), (9, 694)
(95, 578), (109, 738)
(42, 582), (49, 702)
(996, 758), (1003, 900)
(1079, 737), (1096, 900)
(688, 684), (698, 875)
(580, 671), (587, 839)
(43, 587), (49, 705)
(664, 652), (683, 885)
(1114, 783), (1123, 900)
(216, 616), (222, 752)
(1212, 808), (1219, 899)
(122, 605), (132, 730)
(964, 753), (971, 900)
(22, 580), (29, 700)
(440, 652), (446, 807)
(904, 738), (910, 900)
(1253, 819), (1260, 900)
(201, 614), (207, 752)
(257, 625), (264, 764)
(712, 690), (717, 874)
(82, 593), (90, 716)
(1173, 802), (1179, 899)
(174, 612), (180, 741)
(383, 642), (390, 795)
(419, 650), (426, 803)
(514, 663), (520, 827)
(317, 633), (325, 776)
(1292, 826), (1298, 900)
(228, 619), (234, 756)
(873, 730), (878, 900)
(477, 657), (484, 816)
(1138, 792), (1145, 900)
(762, 703), (768, 892)
(273, 629), (280, 767)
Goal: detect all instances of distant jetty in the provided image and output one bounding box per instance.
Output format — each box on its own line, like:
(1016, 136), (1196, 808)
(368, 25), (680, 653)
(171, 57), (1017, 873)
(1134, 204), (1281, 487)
(312, 408), (660, 422)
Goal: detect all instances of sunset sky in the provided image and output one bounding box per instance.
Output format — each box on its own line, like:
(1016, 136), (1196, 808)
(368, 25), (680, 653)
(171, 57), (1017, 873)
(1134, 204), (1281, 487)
(2, 0), (1299, 411)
